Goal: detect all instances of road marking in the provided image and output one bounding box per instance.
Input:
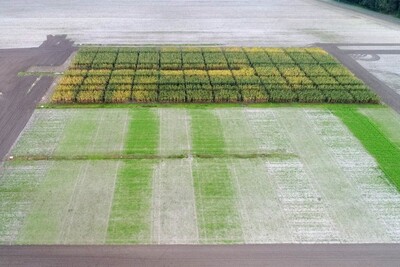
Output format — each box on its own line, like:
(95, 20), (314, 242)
(27, 77), (41, 94)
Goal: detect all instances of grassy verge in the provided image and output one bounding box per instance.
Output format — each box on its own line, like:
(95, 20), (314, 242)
(332, 107), (400, 190)
(106, 160), (155, 244)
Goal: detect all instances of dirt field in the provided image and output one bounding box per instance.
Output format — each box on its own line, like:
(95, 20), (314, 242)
(0, 0), (400, 48)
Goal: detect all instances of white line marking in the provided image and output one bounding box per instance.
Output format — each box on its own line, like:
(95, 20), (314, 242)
(27, 77), (41, 94)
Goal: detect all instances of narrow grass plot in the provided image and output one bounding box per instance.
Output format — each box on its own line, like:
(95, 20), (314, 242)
(190, 110), (225, 156)
(125, 109), (159, 155)
(107, 160), (155, 244)
(158, 109), (191, 157)
(193, 159), (243, 244)
(151, 159), (198, 244)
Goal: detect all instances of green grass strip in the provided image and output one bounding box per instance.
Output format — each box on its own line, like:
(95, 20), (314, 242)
(193, 159), (243, 244)
(190, 110), (225, 155)
(106, 160), (155, 244)
(359, 108), (400, 148)
(125, 109), (159, 155)
(332, 108), (400, 190)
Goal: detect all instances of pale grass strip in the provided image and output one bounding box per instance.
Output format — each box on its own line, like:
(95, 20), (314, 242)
(151, 159), (199, 244)
(275, 109), (344, 243)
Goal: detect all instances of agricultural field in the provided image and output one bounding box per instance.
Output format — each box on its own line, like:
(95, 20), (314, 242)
(51, 47), (379, 104)
(1, 106), (400, 244)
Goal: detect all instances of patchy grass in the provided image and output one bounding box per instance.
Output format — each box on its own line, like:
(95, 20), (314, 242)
(332, 107), (400, 190)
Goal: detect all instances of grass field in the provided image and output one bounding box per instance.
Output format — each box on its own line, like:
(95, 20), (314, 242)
(51, 47), (379, 104)
(1, 106), (400, 244)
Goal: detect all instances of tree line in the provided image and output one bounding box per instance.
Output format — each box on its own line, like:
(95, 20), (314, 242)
(337, 0), (400, 16)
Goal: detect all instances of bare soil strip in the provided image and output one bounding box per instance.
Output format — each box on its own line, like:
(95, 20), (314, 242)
(2, 244), (400, 267)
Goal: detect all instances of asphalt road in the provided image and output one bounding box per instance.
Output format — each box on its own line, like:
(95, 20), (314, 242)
(0, 35), (76, 161)
(318, 43), (400, 113)
(1, 244), (400, 267)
